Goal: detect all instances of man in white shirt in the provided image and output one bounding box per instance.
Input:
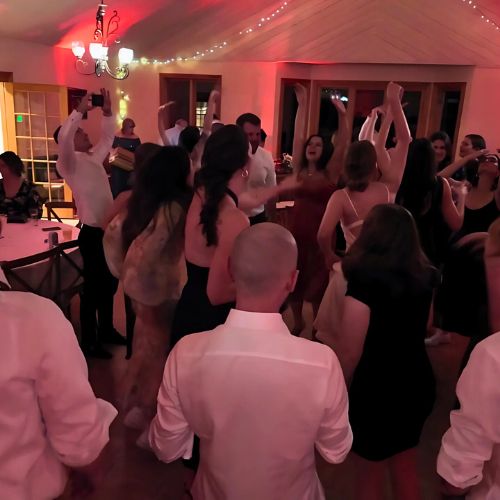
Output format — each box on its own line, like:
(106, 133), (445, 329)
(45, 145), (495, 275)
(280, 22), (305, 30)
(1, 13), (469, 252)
(149, 223), (352, 500)
(55, 89), (124, 358)
(0, 282), (117, 499)
(165, 118), (188, 146)
(438, 219), (500, 499)
(236, 113), (277, 225)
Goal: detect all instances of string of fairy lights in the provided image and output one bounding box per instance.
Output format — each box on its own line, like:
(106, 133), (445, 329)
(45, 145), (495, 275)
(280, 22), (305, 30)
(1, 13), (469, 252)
(131, 1), (289, 65)
(459, 0), (500, 32)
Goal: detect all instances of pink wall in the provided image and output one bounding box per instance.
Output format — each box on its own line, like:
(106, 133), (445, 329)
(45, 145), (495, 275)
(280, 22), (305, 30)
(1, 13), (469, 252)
(457, 67), (500, 152)
(2, 38), (500, 158)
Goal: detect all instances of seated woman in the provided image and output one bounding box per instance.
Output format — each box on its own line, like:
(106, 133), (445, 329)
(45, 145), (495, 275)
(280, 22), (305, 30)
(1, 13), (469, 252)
(0, 151), (43, 218)
(336, 204), (437, 500)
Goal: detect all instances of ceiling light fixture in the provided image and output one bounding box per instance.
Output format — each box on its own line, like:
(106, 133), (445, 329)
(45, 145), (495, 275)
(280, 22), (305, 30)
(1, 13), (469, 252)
(71, 2), (134, 80)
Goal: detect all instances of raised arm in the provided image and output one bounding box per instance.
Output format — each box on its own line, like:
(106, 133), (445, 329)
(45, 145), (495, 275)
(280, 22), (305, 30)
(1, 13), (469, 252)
(438, 149), (488, 179)
(358, 107), (380, 144)
(56, 94), (91, 176)
(158, 101), (175, 146)
(292, 83), (308, 174)
(326, 98), (349, 184)
(91, 89), (116, 164)
(374, 105), (393, 179)
(379, 82), (412, 195)
(317, 191), (343, 270)
(191, 91), (220, 170)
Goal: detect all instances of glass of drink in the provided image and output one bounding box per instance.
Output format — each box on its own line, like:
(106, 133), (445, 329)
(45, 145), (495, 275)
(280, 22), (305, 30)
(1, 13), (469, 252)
(29, 208), (39, 226)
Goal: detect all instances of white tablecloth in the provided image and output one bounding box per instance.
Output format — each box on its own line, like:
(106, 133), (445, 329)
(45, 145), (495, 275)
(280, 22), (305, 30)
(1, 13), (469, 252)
(0, 219), (81, 299)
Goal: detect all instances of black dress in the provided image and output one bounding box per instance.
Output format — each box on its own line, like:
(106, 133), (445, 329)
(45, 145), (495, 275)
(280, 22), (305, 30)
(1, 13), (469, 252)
(169, 187), (239, 349)
(346, 270), (436, 461)
(397, 177), (451, 267)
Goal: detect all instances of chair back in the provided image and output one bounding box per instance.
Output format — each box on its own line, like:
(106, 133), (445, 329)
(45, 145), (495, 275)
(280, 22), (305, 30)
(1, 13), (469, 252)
(45, 201), (82, 228)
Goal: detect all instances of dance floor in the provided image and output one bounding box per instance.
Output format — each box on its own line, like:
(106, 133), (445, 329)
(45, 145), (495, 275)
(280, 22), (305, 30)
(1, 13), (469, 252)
(60, 288), (469, 500)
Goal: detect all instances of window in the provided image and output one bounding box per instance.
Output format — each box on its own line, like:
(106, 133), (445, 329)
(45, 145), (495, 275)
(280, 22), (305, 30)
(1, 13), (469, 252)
(159, 74), (221, 128)
(281, 80), (463, 154)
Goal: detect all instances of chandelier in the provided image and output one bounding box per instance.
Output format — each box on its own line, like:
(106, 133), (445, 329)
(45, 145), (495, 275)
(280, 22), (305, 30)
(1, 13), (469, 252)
(71, 2), (134, 80)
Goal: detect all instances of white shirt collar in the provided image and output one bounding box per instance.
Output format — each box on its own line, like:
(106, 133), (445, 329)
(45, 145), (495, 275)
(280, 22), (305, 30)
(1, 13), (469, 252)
(224, 308), (290, 335)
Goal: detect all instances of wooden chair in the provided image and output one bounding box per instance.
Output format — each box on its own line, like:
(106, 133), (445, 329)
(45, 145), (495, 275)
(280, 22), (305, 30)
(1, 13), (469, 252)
(0, 247), (60, 301)
(45, 201), (82, 228)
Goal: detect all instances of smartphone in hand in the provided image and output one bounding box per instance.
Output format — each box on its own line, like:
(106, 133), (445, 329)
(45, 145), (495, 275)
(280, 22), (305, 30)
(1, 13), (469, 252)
(91, 94), (104, 107)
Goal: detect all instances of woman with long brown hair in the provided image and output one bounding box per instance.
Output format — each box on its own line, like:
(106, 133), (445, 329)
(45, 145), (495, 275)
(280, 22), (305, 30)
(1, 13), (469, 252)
(336, 204), (437, 500)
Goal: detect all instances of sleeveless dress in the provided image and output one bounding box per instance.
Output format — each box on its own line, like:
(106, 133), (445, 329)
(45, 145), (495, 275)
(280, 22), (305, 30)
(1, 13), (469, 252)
(289, 176), (336, 304)
(396, 177), (451, 267)
(315, 185), (391, 345)
(346, 269), (436, 460)
(170, 188), (239, 348)
(436, 197), (498, 337)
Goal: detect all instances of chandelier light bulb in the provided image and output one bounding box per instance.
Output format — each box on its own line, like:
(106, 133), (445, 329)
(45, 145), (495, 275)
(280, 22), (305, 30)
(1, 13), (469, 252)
(71, 41), (85, 58)
(89, 42), (104, 60)
(118, 47), (134, 65)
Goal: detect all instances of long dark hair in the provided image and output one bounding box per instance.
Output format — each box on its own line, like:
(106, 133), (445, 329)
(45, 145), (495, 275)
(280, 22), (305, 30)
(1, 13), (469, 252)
(0, 151), (24, 177)
(466, 133), (486, 151)
(121, 146), (191, 251)
(429, 131), (452, 170)
(344, 140), (377, 192)
(342, 204), (433, 294)
(195, 124), (249, 246)
(299, 135), (334, 171)
(396, 138), (437, 216)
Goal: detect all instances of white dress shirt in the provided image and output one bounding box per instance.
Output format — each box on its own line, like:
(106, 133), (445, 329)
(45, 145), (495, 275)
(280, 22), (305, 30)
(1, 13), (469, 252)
(149, 309), (352, 500)
(165, 124), (184, 146)
(0, 291), (117, 500)
(438, 331), (500, 500)
(56, 110), (114, 228)
(245, 146), (277, 217)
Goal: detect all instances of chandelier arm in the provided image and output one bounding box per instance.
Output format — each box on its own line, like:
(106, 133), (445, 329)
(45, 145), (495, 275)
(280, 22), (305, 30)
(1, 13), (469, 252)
(104, 61), (129, 80)
(75, 58), (99, 76)
(106, 10), (120, 40)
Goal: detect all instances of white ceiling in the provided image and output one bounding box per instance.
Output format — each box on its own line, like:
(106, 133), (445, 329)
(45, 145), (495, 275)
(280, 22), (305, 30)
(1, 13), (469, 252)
(1, 0), (500, 66)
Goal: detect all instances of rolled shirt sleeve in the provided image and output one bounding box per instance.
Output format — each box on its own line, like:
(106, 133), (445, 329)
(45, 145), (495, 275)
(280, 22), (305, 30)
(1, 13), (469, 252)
(149, 344), (194, 462)
(36, 302), (117, 467)
(91, 114), (116, 164)
(438, 336), (500, 490)
(315, 351), (353, 463)
(56, 110), (81, 177)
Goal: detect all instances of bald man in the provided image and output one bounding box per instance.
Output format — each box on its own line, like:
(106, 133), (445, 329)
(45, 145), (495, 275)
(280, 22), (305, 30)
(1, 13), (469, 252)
(149, 223), (352, 500)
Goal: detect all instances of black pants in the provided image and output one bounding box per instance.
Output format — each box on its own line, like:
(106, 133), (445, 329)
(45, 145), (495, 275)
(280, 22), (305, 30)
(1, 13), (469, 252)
(78, 225), (118, 348)
(249, 211), (268, 226)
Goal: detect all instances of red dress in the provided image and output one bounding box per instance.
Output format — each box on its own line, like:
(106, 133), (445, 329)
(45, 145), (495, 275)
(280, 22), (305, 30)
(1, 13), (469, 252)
(289, 176), (336, 303)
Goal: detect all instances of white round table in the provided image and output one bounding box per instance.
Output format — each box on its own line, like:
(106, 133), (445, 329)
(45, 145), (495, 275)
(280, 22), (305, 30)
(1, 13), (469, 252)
(0, 218), (81, 298)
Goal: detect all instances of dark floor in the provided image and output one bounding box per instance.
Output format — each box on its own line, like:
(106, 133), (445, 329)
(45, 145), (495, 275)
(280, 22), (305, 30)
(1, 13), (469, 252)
(62, 290), (469, 500)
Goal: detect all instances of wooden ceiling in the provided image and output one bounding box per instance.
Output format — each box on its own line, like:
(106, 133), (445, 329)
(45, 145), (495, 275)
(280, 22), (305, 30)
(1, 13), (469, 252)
(1, 0), (500, 66)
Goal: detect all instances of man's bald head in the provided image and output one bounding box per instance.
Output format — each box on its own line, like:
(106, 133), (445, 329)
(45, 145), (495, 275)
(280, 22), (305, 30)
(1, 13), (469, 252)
(231, 223), (298, 297)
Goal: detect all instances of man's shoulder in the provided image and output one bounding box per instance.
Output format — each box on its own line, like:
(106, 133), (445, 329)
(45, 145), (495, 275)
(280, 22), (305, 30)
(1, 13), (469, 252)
(1, 292), (64, 328)
(255, 147), (274, 163)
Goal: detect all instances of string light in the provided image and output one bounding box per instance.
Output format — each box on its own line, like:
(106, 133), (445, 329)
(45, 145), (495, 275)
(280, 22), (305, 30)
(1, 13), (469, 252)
(132, 1), (290, 65)
(459, 0), (500, 32)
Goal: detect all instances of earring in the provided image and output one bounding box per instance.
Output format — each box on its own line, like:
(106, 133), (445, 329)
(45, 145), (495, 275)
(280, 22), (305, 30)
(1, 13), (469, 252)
(241, 168), (249, 178)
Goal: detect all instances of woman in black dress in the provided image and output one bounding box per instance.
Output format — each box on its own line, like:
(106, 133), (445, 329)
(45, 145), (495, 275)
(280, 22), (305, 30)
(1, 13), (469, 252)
(335, 204), (436, 500)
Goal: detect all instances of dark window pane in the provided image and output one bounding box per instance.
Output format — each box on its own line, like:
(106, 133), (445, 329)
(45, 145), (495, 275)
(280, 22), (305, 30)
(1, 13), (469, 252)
(165, 79), (190, 127)
(280, 84), (299, 155)
(319, 88), (349, 139)
(440, 91), (461, 141)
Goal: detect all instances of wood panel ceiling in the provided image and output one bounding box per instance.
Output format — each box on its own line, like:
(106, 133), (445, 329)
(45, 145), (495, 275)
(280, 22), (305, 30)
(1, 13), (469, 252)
(1, 0), (500, 66)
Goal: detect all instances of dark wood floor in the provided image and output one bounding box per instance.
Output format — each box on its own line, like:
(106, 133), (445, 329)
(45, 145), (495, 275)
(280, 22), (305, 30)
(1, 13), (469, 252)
(61, 290), (469, 500)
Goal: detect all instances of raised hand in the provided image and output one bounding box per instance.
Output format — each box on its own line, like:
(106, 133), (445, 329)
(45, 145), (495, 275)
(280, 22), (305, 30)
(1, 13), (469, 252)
(76, 93), (93, 115)
(101, 88), (112, 116)
(331, 97), (347, 115)
(294, 83), (308, 105)
(386, 81), (403, 103)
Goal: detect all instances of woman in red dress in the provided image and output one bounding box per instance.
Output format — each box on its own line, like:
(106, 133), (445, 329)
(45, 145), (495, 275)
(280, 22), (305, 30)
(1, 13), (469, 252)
(288, 84), (349, 336)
